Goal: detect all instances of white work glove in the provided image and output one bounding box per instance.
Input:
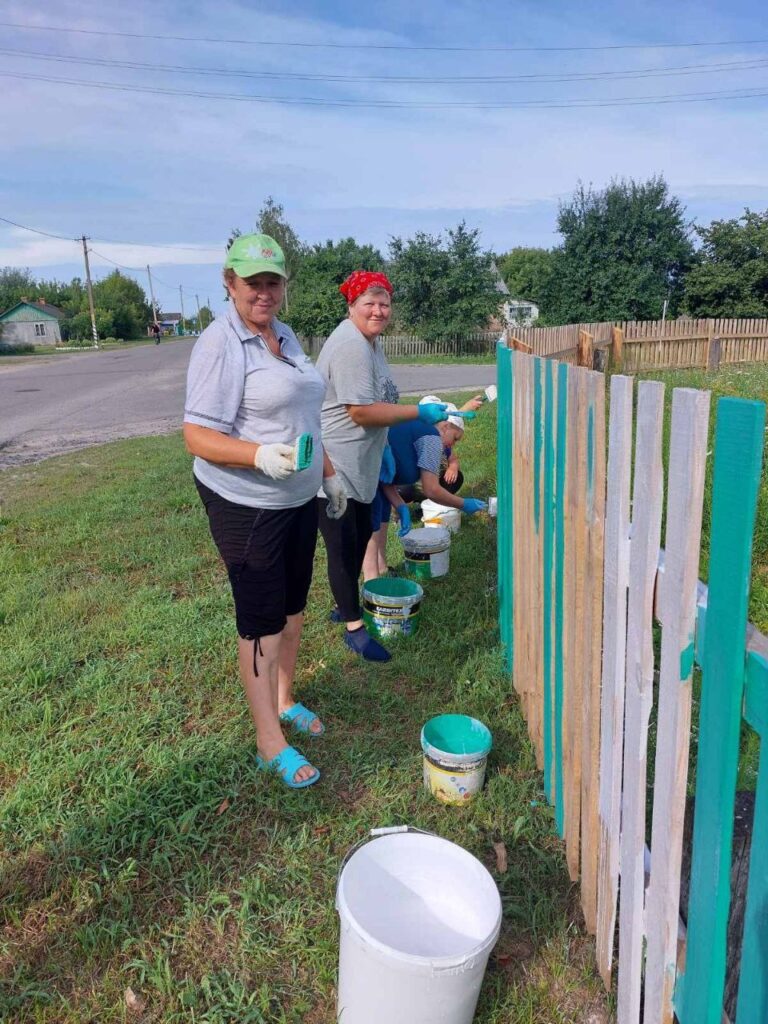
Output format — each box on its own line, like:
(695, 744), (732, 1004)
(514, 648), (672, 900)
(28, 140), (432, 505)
(322, 474), (348, 519)
(254, 443), (296, 480)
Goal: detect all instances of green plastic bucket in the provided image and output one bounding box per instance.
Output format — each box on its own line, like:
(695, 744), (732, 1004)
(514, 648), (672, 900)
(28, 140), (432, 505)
(362, 577), (423, 639)
(421, 714), (493, 805)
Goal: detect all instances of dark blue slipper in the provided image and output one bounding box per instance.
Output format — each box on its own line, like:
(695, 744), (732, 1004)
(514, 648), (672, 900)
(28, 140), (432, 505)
(344, 626), (391, 662)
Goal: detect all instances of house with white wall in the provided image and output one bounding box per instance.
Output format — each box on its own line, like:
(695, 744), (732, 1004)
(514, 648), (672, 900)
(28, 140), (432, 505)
(0, 299), (65, 345)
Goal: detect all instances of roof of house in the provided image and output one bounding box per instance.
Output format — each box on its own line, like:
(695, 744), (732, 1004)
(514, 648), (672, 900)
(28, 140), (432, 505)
(490, 262), (510, 296)
(158, 313), (181, 322)
(0, 299), (66, 321)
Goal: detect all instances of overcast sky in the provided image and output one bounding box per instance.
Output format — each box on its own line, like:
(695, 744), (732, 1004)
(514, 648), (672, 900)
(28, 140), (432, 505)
(2, 0), (767, 313)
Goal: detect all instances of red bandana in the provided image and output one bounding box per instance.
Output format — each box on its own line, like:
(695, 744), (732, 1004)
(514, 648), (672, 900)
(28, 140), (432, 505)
(339, 270), (393, 303)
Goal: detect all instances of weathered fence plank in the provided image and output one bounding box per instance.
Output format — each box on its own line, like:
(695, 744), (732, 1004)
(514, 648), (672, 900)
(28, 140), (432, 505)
(580, 369), (606, 934)
(676, 397), (766, 1024)
(596, 374), (634, 987)
(554, 361), (568, 837)
(617, 380), (665, 1024)
(643, 388), (711, 1024)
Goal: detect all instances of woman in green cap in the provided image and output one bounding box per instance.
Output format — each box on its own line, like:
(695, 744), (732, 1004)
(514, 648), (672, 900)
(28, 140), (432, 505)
(183, 234), (345, 789)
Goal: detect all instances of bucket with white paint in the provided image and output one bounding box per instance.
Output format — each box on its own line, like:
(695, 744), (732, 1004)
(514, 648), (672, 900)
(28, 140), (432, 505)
(421, 715), (493, 805)
(421, 498), (461, 534)
(402, 526), (451, 580)
(336, 826), (502, 1024)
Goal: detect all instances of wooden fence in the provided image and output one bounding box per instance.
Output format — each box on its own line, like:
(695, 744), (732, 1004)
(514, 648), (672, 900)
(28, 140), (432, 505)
(496, 341), (768, 1023)
(510, 318), (768, 372)
(301, 330), (499, 359)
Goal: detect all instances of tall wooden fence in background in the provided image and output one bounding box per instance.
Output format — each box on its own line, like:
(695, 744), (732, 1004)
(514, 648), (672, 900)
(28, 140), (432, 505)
(511, 318), (768, 372)
(496, 341), (768, 1023)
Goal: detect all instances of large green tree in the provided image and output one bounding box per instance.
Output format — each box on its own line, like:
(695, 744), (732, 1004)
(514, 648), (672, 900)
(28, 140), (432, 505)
(497, 247), (555, 309)
(0, 267), (38, 313)
(91, 271), (153, 338)
(544, 177), (694, 324)
(289, 237), (384, 337)
(388, 222), (502, 340)
(683, 209), (768, 318)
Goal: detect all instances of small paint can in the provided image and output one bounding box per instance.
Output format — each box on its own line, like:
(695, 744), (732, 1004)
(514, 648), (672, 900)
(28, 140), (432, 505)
(421, 714), (493, 805)
(488, 497), (498, 518)
(402, 527), (451, 580)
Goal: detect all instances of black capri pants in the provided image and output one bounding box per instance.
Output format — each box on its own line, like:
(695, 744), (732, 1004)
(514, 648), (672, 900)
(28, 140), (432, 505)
(195, 478), (319, 643)
(317, 496), (373, 622)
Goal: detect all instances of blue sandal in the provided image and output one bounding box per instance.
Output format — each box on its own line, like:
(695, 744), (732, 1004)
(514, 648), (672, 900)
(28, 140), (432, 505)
(279, 702), (325, 737)
(256, 745), (320, 789)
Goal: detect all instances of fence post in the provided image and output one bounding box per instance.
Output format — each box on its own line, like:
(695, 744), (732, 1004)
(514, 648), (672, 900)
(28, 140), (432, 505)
(707, 335), (722, 372)
(611, 326), (624, 371)
(676, 397), (766, 1024)
(578, 329), (594, 367)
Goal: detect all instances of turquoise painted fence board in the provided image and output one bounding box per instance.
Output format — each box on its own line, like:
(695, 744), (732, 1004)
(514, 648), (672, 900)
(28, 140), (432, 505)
(737, 653), (768, 1022)
(543, 359), (555, 802)
(507, 349), (515, 673)
(676, 397), (766, 1024)
(534, 357), (543, 534)
(554, 361), (568, 837)
(496, 343), (514, 672)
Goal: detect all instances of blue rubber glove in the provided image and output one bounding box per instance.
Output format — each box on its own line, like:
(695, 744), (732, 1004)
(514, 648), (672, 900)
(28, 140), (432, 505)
(417, 402), (448, 425)
(379, 444), (396, 483)
(462, 497), (488, 515)
(397, 504), (412, 537)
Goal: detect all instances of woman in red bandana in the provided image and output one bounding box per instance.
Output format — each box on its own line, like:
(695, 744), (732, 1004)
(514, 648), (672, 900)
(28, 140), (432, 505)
(315, 271), (449, 662)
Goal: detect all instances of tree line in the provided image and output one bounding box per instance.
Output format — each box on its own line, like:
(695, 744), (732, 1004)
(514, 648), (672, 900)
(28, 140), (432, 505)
(0, 269), (213, 342)
(3, 179), (767, 344)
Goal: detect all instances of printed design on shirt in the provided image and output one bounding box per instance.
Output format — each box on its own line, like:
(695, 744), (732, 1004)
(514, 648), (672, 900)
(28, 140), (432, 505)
(380, 376), (400, 405)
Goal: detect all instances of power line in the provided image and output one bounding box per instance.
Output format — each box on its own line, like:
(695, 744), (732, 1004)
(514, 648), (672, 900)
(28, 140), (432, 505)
(3, 69), (768, 108)
(0, 215), (77, 241)
(3, 46), (768, 84)
(1, 20), (767, 52)
(0, 211), (221, 253)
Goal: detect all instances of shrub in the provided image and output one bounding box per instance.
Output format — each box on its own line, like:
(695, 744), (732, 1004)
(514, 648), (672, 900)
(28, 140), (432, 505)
(0, 342), (35, 355)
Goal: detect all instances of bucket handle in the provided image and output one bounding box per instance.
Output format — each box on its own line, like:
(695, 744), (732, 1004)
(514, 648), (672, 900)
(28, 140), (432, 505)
(336, 825), (437, 894)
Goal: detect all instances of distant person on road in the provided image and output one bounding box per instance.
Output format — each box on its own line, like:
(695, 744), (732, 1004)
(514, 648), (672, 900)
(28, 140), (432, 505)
(183, 234), (346, 790)
(315, 269), (450, 663)
(151, 322), (161, 344)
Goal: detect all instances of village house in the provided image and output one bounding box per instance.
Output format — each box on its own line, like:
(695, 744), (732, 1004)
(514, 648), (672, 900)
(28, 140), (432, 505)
(0, 298), (66, 345)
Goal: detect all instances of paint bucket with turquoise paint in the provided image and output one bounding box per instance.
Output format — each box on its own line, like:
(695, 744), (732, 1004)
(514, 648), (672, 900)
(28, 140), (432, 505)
(362, 577), (423, 639)
(421, 715), (493, 805)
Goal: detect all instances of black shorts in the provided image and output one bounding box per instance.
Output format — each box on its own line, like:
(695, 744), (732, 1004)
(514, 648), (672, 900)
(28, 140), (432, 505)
(195, 477), (319, 641)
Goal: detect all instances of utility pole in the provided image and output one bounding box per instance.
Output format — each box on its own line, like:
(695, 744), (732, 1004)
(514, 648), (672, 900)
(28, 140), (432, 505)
(146, 265), (159, 326)
(195, 293), (204, 332)
(179, 285), (187, 335)
(81, 235), (98, 348)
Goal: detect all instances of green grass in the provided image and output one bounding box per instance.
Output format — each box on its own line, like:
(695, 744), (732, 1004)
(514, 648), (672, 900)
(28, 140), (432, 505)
(0, 395), (610, 1023)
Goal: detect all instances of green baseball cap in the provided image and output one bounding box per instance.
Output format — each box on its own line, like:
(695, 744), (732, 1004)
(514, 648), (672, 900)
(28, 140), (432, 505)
(225, 233), (287, 279)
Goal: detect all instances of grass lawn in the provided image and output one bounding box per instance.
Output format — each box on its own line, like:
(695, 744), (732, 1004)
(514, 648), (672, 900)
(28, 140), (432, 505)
(0, 393), (609, 1023)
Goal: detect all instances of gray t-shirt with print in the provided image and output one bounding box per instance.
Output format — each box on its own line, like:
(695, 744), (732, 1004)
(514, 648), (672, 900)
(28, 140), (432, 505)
(184, 309), (326, 509)
(315, 318), (399, 504)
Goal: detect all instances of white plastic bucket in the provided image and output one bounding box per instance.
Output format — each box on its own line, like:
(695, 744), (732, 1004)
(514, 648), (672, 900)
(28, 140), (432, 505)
(402, 526), (451, 579)
(421, 498), (461, 534)
(336, 827), (502, 1024)
(488, 497), (498, 518)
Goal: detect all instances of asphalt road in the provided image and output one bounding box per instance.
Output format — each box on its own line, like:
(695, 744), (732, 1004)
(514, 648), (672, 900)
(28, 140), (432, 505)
(0, 338), (497, 468)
